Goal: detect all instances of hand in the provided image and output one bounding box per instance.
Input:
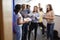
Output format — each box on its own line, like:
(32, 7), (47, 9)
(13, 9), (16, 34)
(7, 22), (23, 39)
(38, 3), (40, 7)
(24, 20), (29, 23)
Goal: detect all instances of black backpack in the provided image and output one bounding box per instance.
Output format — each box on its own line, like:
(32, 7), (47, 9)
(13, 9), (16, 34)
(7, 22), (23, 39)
(53, 30), (60, 40)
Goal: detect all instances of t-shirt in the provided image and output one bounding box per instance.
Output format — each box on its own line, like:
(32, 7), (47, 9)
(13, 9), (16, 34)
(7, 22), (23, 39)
(20, 9), (29, 18)
(39, 11), (44, 22)
(17, 12), (23, 26)
(26, 9), (30, 14)
(31, 12), (40, 23)
(23, 11), (33, 21)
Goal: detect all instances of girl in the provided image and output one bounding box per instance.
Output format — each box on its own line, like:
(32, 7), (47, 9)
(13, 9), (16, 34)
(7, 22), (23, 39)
(28, 6), (40, 40)
(21, 4), (30, 40)
(14, 4), (29, 40)
(44, 4), (55, 40)
(38, 8), (46, 35)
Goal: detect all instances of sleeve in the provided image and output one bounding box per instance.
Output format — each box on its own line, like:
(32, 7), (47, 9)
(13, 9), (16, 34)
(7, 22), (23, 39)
(35, 13), (40, 20)
(43, 12), (45, 17)
(18, 13), (21, 18)
(28, 12), (33, 17)
(28, 9), (30, 14)
(51, 11), (55, 19)
(51, 11), (55, 16)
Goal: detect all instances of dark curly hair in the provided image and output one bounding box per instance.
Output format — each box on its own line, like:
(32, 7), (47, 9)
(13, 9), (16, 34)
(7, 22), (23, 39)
(14, 4), (22, 14)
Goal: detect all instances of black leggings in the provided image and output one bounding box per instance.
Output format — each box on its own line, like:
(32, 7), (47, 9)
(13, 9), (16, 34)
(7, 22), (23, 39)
(38, 22), (45, 34)
(28, 22), (38, 40)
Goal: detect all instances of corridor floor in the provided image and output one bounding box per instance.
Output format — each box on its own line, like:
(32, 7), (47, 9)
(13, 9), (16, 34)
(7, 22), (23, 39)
(13, 27), (47, 40)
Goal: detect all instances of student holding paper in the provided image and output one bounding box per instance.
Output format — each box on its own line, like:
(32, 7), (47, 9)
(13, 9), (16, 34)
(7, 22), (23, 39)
(44, 4), (55, 40)
(14, 4), (29, 40)
(28, 6), (40, 40)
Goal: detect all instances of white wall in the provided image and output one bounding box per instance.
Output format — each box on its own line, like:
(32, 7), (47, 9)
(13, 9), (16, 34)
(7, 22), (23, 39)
(15, 0), (60, 15)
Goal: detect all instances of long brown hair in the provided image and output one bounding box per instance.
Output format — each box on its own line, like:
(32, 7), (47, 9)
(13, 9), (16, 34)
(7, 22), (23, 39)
(22, 4), (25, 11)
(33, 6), (38, 13)
(46, 4), (53, 13)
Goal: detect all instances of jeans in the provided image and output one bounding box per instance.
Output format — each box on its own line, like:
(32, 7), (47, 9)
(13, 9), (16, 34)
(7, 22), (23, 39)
(15, 25), (22, 40)
(47, 23), (54, 40)
(22, 23), (29, 40)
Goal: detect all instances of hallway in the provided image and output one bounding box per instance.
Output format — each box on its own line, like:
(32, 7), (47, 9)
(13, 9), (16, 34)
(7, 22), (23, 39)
(13, 16), (60, 40)
(13, 27), (47, 40)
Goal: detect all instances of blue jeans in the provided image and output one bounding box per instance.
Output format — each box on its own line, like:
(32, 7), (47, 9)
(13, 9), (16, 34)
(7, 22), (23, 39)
(15, 25), (22, 40)
(47, 23), (54, 40)
(22, 23), (29, 40)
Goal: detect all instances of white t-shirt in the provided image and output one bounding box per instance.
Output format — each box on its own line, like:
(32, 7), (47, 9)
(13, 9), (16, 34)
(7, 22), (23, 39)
(17, 12), (23, 26)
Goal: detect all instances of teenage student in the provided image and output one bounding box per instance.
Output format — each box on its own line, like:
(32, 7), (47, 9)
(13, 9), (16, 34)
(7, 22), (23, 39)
(14, 4), (29, 40)
(21, 4), (30, 40)
(28, 6), (40, 40)
(38, 8), (46, 35)
(26, 4), (31, 14)
(44, 4), (55, 40)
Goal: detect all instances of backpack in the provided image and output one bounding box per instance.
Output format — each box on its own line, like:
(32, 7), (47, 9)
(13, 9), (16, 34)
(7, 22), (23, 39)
(53, 30), (60, 40)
